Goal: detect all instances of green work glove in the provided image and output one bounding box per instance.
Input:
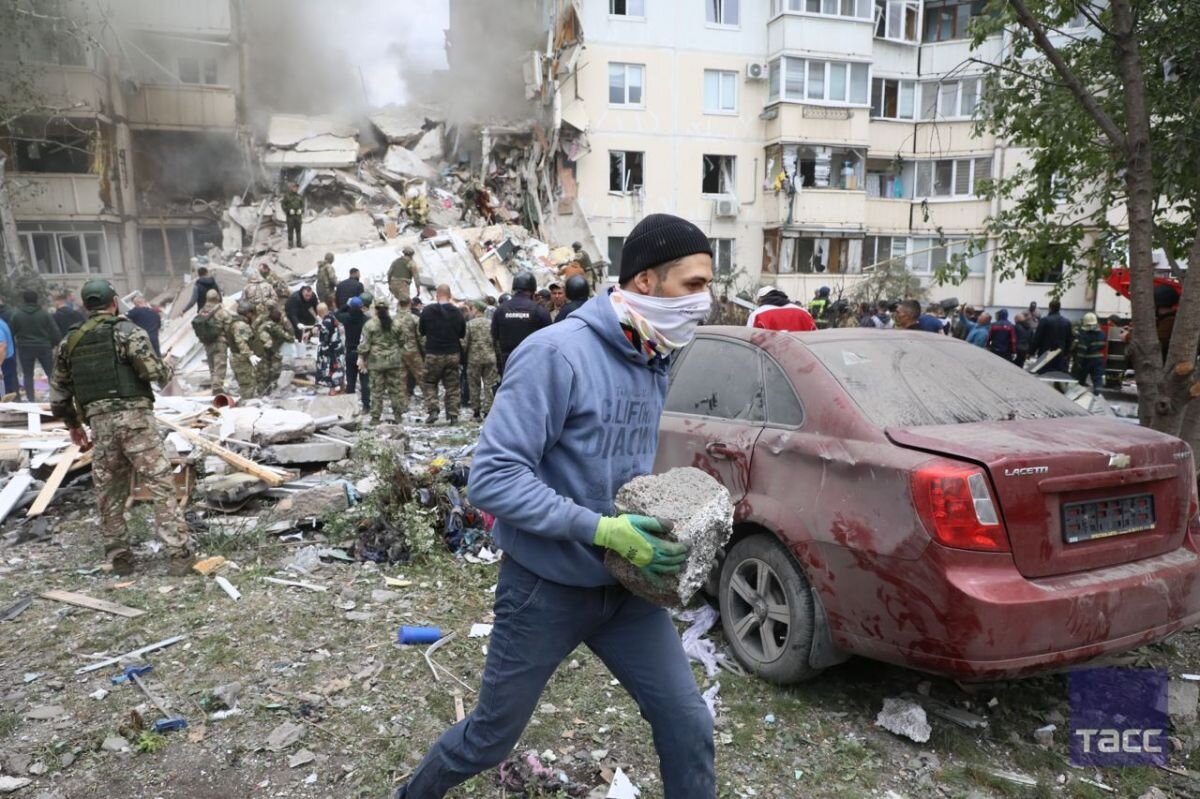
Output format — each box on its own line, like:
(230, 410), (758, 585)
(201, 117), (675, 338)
(594, 515), (690, 574)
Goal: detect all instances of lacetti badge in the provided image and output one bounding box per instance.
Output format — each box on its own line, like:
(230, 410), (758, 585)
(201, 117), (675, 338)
(1004, 466), (1049, 477)
(1108, 453), (1132, 469)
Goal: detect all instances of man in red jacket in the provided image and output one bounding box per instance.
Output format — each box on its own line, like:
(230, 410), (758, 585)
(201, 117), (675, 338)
(746, 286), (816, 331)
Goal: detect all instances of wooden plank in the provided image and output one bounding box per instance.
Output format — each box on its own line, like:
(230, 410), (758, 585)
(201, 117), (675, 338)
(40, 589), (145, 618)
(454, 694), (465, 722)
(26, 412), (40, 433)
(75, 634), (187, 675)
(157, 418), (288, 487)
(0, 469), (33, 524)
(27, 444), (81, 517)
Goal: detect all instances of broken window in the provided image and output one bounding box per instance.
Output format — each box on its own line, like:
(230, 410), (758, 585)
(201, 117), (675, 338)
(10, 121), (94, 174)
(19, 230), (107, 275)
(609, 0), (646, 16)
(607, 236), (625, 278)
(908, 237), (985, 274)
(608, 62), (645, 106)
(666, 338), (764, 422)
(875, 0), (920, 41)
(870, 78), (916, 119)
(864, 236), (907, 269)
(703, 70), (738, 114)
(178, 55), (220, 85)
(709, 238), (734, 275)
(702, 155), (735, 195)
(609, 150), (644, 193)
(706, 0), (740, 26)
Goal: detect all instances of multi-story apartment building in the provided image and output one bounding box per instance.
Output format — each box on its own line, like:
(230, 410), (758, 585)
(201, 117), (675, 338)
(552, 0), (1113, 315)
(0, 0), (250, 294)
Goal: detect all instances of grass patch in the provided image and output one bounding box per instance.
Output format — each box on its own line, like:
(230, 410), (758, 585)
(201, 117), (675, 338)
(0, 711), (18, 738)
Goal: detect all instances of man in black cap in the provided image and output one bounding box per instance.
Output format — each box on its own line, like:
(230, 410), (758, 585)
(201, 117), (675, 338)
(393, 213), (716, 799)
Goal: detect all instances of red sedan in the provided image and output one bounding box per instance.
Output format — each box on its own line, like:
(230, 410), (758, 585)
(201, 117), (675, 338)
(656, 328), (1200, 682)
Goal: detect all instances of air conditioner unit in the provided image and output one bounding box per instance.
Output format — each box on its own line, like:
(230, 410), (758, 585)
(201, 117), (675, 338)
(746, 62), (769, 81)
(715, 197), (740, 217)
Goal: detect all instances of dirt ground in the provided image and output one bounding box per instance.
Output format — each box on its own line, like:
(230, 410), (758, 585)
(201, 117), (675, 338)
(2, 434), (1200, 799)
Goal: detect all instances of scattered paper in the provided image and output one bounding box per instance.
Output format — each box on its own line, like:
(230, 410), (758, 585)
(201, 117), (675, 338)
(607, 767), (640, 799)
(468, 623), (493, 638)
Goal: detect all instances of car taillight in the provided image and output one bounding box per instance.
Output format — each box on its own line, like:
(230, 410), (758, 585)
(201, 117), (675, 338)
(912, 461), (1010, 552)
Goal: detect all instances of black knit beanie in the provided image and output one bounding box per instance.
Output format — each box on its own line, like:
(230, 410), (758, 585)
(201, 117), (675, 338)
(619, 213), (713, 284)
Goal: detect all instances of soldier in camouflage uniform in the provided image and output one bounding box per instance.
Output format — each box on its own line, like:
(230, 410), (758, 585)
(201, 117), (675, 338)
(192, 289), (228, 389)
(388, 246), (418, 304)
(254, 305), (290, 393)
(396, 296), (424, 398)
(281, 182), (304, 248)
(462, 301), (498, 420)
(357, 304), (407, 425)
(243, 271), (275, 310)
(317, 253), (338, 310)
(259, 261), (291, 303)
(227, 302), (262, 398)
(49, 279), (192, 576)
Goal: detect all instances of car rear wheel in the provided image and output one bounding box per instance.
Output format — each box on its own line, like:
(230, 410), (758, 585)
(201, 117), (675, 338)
(719, 533), (820, 684)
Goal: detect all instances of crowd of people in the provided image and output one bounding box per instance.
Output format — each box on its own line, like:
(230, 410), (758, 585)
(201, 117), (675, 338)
(745, 286), (1125, 394)
(185, 247), (596, 427)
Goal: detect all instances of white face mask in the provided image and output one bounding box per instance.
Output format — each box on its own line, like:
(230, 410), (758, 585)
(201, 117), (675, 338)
(614, 288), (712, 351)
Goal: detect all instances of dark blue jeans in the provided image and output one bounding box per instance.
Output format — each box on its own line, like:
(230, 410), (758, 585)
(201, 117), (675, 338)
(396, 557), (715, 799)
(1, 357), (17, 396)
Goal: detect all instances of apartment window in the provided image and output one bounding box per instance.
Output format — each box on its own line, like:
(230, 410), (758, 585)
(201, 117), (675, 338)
(702, 155), (736, 195)
(767, 57), (869, 105)
(13, 133), (93, 173)
(706, 0), (740, 26)
(768, 59), (782, 102)
(609, 63), (645, 106)
(918, 77), (981, 119)
(923, 0), (987, 42)
(865, 158), (904, 197)
(913, 156), (991, 198)
(863, 236), (907, 268)
(1025, 242), (1067, 283)
(20, 230), (107, 275)
(704, 70), (738, 114)
(870, 78), (916, 119)
(178, 56), (219, 85)
(609, 151), (645, 193)
(909, 237), (986, 274)
(710, 238), (734, 275)
(610, 0), (646, 16)
(773, 0), (871, 17)
(875, 0), (919, 42)
(607, 236), (625, 278)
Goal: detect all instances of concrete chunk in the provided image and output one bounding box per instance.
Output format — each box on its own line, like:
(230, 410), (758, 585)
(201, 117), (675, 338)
(876, 697), (932, 743)
(609, 467), (734, 607)
(265, 441), (350, 465)
(203, 473), (269, 506)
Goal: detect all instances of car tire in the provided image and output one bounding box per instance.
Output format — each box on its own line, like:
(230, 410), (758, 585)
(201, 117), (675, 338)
(719, 533), (821, 684)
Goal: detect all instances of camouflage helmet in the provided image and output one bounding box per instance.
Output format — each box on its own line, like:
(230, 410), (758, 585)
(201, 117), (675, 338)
(236, 300), (255, 316)
(324, 252), (335, 264)
(403, 246), (415, 256)
(205, 289), (221, 302)
(80, 279), (117, 310)
(360, 292), (374, 307)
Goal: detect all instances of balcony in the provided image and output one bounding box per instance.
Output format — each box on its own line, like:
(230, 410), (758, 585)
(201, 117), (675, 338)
(108, 0), (232, 37)
(125, 84), (238, 130)
(8, 174), (109, 219)
(869, 119), (915, 157)
(865, 197), (910, 231)
(765, 104), (870, 146)
(765, 188), (866, 232)
(767, 13), (874, 59)
(24, 67), (110, 116)
(910, 199), (991, 233)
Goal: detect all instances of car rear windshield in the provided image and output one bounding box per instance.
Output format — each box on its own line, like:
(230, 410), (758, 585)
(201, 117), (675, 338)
(805, 336), (1089, 428)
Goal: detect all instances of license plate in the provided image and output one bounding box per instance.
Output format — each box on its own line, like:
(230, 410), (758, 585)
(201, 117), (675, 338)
(1062, 494), (1156, 543)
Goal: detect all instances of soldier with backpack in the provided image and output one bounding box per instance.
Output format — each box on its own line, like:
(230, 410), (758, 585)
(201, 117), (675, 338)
(191, 289), (229, 390)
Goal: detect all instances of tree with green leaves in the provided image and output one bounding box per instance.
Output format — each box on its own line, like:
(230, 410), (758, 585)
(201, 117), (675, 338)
(851, 256), (927, 309)
(971, 0), (1200, 443)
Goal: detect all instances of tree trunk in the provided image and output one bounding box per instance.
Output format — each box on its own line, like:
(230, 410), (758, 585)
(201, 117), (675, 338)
(1110, 1), (1168, 431)
(0, 154), (26, 274)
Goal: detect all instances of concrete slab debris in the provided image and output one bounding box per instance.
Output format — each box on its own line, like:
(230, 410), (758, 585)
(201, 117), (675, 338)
(203, 473), (269, 507)
(0, 776), (33, 793)
(264, 441), (350, 465)
(609, 467), (734, 607)
(1169, 680), (1199, 724)
(265, 721), (305, 752)
(277, 482), (352, 519)
(384, 145), (437, 179)
(219, 407), (316, 445)
(875, 697), (932, 743)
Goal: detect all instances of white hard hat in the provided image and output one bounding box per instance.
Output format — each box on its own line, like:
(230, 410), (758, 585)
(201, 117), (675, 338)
(757, 286), (777, 300)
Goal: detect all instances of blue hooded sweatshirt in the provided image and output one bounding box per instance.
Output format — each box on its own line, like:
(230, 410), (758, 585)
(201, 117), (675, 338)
(467, 291), (670, 587)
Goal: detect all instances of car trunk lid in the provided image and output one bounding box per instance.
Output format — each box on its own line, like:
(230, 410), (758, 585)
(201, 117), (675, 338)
(887, 417), (1193, 578)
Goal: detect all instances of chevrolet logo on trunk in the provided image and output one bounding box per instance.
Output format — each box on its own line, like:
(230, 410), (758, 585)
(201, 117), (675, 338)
(1108, 454), (1132, 469)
